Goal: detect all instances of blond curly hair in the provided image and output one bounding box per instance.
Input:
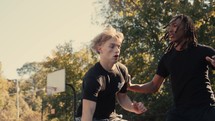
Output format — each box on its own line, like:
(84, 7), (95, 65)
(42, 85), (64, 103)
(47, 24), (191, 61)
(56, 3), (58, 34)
(90, 25), (124, 54)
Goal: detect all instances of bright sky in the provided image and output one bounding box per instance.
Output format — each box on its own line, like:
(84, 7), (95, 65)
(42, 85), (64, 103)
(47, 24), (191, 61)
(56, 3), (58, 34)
(0, 0), (103, 79)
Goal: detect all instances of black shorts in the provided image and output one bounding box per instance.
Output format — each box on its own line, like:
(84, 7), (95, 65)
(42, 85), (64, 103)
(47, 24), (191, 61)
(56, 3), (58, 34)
(166, 104), (215, 121)
(75, 112), (127, 121)
(75, 117), (127, 121)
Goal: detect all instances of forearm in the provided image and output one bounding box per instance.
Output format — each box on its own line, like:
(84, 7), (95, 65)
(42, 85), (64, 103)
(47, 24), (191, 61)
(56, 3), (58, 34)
(116, 93), (136, 113)
(128, 81), (157, 93)
(128, 74), (164, 93)
(117, 93), (147, 114)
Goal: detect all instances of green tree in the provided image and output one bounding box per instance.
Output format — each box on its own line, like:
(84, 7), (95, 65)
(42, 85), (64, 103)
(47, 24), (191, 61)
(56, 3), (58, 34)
(0, 70), (40, 121)
(42, 42), (96, 120)
(17, 41), (97, 120)
(0, 76), (17, 121)
(95, 0), (214, 120)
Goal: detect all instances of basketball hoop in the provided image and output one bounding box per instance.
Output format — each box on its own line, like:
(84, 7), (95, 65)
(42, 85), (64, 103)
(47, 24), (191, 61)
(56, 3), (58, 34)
(47, 86), (57, 96)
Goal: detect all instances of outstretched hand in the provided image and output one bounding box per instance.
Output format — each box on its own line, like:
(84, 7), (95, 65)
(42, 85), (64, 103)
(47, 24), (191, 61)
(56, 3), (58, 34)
(132, 101), (147, 114)
(206, 56), (215, 67)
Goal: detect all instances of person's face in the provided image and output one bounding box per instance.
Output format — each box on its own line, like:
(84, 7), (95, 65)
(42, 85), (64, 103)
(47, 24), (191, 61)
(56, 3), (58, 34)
(98, 38), (122, 64)
(167, 18), (186, 43)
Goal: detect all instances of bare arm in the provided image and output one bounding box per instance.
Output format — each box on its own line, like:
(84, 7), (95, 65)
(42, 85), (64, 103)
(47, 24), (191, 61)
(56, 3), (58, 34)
(116, 93), (147, 114)
(206, 56), (215, 68)
(81, 99), (96, 121)
(128, 74), (165, 93)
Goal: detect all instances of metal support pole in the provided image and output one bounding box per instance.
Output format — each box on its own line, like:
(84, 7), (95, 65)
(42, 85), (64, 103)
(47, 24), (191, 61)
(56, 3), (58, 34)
(16, 79), (20, 120)
(66, 83), (76, 121)
(41, 99), (44, 121)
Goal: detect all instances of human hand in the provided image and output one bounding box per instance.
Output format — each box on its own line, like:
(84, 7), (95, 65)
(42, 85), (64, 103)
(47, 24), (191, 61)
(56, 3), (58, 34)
(132, 101), (147, 114)
(206, 55), (215, 67)
(127, 74), (132, 87)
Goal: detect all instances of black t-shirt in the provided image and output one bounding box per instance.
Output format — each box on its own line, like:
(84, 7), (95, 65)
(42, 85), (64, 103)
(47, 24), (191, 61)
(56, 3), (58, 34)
(76, 62), (130, 119)
(156, 44), (215, 107)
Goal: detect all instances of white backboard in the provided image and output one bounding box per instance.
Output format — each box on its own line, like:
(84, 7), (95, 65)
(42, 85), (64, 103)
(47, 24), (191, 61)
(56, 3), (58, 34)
(47, 69), (65, 95)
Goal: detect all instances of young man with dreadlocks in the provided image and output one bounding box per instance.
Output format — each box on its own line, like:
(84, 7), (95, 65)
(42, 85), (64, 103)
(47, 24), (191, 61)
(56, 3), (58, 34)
(128, 14), (215, 121)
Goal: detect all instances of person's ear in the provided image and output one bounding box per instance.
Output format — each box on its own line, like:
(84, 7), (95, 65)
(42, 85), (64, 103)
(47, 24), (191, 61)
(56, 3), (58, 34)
(97, 47), (103, 54)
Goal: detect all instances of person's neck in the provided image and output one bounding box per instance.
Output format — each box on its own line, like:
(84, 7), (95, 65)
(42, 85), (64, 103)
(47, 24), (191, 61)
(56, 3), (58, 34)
(174, 39), (188, 51)
(99, 60), (116, 72)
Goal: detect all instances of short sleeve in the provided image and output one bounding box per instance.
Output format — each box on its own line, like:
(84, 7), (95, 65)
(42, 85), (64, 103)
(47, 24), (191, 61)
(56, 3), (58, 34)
(117, 63), (129, 93)
(156, 56), (169, 78)
(82, 76), (101, 102)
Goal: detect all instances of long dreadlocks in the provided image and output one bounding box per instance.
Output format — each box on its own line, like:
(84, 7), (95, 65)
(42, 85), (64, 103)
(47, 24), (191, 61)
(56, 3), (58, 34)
(160, 14), (198, 53)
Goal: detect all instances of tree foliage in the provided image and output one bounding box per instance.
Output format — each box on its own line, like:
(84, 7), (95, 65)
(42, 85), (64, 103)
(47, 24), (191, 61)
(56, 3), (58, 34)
(15, 41), (97, 120)
(1, 1), (214, 121)
(41, 41), (97, 120)
(0, 73), (40, 120)
(1, 41), (97, 120)
(95, 0), (215, 120)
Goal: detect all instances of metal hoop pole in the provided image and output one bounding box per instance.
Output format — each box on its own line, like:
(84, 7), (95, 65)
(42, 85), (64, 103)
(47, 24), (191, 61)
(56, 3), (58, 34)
(66, 83), (76, 121)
